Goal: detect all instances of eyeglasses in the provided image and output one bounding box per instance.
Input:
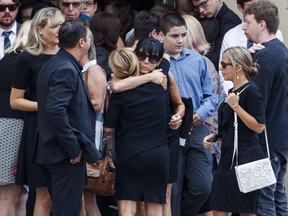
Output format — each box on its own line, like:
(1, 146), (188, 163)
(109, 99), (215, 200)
(193, 0), (209, 12)
(0, 4), (18, 12)
(220, 61), (233, 69)
(83, 1), (95, 7)
(135, 51), (161, 64)
(61, 1), (82, 8)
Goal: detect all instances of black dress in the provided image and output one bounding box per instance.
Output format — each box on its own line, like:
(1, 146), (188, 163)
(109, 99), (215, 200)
(160, 58), (180, 183)
(13, 51), (54, 187)
(104, 82), (169, 203)
(210, 82), (266, 213)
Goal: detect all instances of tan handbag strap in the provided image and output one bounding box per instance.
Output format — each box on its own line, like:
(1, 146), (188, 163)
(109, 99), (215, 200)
(103, 89), (113, 152)
(106, 135), (113, 152)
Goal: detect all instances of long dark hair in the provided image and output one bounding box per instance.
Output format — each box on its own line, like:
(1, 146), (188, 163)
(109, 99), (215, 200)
(89, 12), (121, 51)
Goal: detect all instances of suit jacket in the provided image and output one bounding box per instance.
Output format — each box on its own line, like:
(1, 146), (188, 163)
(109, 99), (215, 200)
(212, 2), (242, 70)
(34, 49), (101, 165)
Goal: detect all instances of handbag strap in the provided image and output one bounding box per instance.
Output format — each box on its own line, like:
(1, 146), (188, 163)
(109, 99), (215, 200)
(103, 89), (113, 152)
(103, 134), (113, 152)
(230, 84), (248, 169)
(231, 85), (270, 168)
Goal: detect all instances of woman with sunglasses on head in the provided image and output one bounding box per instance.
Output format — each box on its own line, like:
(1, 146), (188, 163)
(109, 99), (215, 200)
(203, 46), (266, 216)
(107, 37), (185, 216)
(10, 8), (65, 216)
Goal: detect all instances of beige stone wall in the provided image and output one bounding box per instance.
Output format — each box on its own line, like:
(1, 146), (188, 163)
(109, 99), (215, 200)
(223, 0), (288, 45)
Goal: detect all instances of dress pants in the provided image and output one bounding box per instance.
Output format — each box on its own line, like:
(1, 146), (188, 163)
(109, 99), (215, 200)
(43, 159), (85, 216)
(171, 124), (213, 216)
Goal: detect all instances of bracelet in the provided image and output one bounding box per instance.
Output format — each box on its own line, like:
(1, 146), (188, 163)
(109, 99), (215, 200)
(82, 59), (97, 72)
(232, 104), (239, 109)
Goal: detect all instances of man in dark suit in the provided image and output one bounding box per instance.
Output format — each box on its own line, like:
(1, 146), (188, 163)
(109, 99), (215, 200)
(191, 0), (241, 70)
(34, 19), (101, 216)
(0, 0), (20, 60)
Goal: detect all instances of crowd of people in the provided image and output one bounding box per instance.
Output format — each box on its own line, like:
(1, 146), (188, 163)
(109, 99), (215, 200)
(0, 0), (288, 216)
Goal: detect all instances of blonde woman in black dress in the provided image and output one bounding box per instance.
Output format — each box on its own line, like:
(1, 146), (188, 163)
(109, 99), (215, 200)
(104, 47), (170, 216)
(10, 8), (65, 216)
(203, 46), (266, 216)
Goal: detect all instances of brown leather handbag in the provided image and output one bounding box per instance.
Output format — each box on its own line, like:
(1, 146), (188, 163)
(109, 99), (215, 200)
(84, 135), (115, 196)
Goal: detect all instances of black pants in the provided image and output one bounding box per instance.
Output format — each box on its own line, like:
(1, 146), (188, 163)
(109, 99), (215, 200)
(43, 159), (85, 216)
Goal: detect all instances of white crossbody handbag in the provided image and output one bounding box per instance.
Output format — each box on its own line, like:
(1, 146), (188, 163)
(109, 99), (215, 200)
(232, 86), (276, 193)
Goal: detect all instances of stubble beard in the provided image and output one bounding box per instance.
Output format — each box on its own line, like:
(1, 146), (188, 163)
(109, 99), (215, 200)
(0, 14), (16, 28)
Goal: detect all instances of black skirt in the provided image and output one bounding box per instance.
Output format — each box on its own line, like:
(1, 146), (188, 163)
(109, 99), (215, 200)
(115, 145), (169, 204)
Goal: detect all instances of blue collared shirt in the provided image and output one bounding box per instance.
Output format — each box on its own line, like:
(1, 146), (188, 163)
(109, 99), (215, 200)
(169, 48), (217, 122)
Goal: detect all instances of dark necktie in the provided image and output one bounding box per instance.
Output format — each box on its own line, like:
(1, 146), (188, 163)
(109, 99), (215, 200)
(247, 40), (253, 49)
(2, 30), (12, 49)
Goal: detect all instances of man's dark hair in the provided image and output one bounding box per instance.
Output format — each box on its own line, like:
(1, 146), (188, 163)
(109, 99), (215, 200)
(236, 0), (252, 9)
(159, 12), (186, 35)
(245, 0), (279, 34)
(150, 3), (176, 18)
(134, 10), (160, 41)
(12, 0), (20, 5)
(59, 19), (88, 49)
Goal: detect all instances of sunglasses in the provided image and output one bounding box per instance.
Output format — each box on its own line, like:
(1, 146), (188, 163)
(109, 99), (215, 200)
(193, 0), (209, 12)
(135, 51), (161, 64)
(0, 4), (18, 12)
(61, 2), (82, 8)
(220, 61), (233, 69)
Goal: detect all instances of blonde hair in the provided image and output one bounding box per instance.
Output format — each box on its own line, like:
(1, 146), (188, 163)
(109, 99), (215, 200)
(108, 48), (140, 79)
(87, 29), (96, 60)
(182, 15), (210, 54)
(24, 7), (65, 56)
(224, 46), (258, 78)
(5, 20), (32, 54)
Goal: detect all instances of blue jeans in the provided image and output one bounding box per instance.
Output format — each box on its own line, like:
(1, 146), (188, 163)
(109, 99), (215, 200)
(257, 149), (288, 216)
(171, 125), (212, 216)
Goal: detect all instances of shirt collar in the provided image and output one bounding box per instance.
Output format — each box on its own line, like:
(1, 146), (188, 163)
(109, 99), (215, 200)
(0, 22), (17, 35)
(214, 2), (223, 18)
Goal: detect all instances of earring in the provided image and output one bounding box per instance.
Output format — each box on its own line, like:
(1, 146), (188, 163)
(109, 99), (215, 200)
(236, 72), (239, 80)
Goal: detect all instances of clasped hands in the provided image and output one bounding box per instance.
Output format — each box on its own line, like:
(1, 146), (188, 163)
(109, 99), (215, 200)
(169, 114), (182, 129)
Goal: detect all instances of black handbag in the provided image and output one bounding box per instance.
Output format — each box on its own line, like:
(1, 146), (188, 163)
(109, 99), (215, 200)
(179, 97), (193, 139)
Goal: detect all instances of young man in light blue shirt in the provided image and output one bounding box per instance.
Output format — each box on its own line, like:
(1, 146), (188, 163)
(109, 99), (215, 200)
(160, 12), (217, 216)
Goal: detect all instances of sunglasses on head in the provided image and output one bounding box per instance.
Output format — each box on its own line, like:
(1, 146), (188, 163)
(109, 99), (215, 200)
(135, 51), (161, 64)
(220, 61), (233, 69)
(61, 1), (82, 8)
(0, 4), (18, 12)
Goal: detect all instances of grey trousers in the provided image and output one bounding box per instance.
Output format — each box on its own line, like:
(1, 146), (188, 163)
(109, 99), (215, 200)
(171, 124), (213, 216)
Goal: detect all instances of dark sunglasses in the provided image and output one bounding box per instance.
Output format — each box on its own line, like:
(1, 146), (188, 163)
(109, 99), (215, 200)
(135, 51), (161, 64)
(220, 61), (233, 69)
(61, 2), (82, 8)
(193, 0), (209, 12)
(0, 4), (18, 12)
